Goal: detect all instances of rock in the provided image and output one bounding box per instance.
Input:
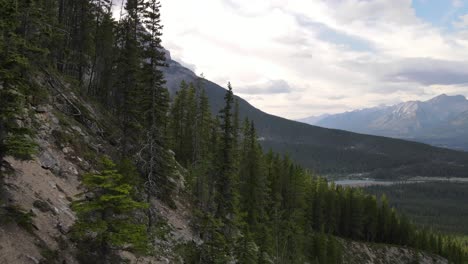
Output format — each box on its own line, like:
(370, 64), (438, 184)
(35, 105), (49, 113)
(33, 200), (53, 213)
(69, 166), (78, 175)
(39, 150), (59, 170)
(160, 257), (170, 264)
(48, 181), (57, 189)
(71, 126), (84, 135)
(62, 147), (72, 154)
(51, 115), (59, 125)
(25, 254), (40, 264)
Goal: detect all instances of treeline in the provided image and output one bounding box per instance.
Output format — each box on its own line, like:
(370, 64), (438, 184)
(169, 80), (467, 263)
(0, 0), (467, 263)
(365, 182), (468, 235)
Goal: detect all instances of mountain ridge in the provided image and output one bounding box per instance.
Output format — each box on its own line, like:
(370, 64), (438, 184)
(299, 94), (468, 151)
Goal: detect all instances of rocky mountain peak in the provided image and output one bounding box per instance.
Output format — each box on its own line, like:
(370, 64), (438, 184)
(427, 93), (467, 104)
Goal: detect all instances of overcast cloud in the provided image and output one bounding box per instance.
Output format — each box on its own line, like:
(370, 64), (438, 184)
(158, 0), (468, 118)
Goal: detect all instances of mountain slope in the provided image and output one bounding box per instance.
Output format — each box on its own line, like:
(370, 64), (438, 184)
(0, 65), (453, 264)
(296, 113), (330, 124)
(163, 52), (468, 178)
(301, 94), (468, 151)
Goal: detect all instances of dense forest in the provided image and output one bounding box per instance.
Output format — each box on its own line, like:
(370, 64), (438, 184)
(0, 0), (467, 263)
(365, 182), (468, 236)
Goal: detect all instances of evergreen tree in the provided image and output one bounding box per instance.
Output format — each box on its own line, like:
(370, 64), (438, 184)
(138, 0), (174, 222)
(169, 80), (189, 158)
(377, 194), (391, 242)
(72, 157), (148, 263)
(363, 195), (378, 242)
(114, 0), (145, 154)
(215, 82), (240, 240)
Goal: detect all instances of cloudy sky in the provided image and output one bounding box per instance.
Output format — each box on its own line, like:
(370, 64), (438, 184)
(157, 0), (468, 119)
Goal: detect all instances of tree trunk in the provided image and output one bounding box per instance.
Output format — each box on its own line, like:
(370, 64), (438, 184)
(0, 119), (5, 183)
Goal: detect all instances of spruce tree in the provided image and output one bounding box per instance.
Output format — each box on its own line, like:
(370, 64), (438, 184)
(192, 84), (214, 211)
(72, 157), (148, 263)
(139, 0), (174, 218)
(215, 83), (239, 227)
(363, 195), (378, 242)
(114, 0), (145, 154)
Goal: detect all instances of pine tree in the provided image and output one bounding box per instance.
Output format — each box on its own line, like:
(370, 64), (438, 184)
(87, 0), (113, 96)
(169, 80), (189, 158)
(313, 178), (326, 230)
(215, 83), (240, 237)
(315, 227), (327, 264)
(138, 0), (174, 220)
(192, 84), (215, 212)
(363, 195), (378, 242)
(326, 235), (341, 264)
(325, 182), (339, 234)
(236, 232), (260, 264)
(71, 157), (148, 263)
(349, 188), (364, 240)
(377, 194), (391, 242)
(114, 0), (145, 154)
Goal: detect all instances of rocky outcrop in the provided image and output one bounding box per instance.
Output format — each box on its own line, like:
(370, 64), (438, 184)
(342, 240), (448, 264)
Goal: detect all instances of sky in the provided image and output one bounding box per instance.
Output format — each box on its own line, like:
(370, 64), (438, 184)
(157, 0), (468, 119)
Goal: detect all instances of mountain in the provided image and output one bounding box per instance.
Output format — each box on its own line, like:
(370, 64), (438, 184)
(163, 52), (468, 178)
(297, 113), (331, 124)
(300, 94), (468, 151)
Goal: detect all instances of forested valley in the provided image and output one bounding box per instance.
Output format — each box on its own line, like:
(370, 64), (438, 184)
(365, 182), (468, 236)
(0, 0), (467, 263)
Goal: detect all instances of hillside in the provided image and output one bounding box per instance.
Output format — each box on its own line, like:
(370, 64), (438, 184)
(0, 72), (196, 263)
(163, 52), (468, 178)
(365, 182), (468, 236)
(0, 69), (452, 264)
(1, 1), (467, 263)
(301, 94), (468, 151)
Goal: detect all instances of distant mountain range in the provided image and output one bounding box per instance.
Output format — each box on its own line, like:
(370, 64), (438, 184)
(162, 50), (468, 179)
(299, 94), (468, 151)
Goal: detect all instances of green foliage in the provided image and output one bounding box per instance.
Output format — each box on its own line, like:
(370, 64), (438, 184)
(174, 241), (201, 263)
(4, 129), (36, 160)
(366, 182), (468, 235)
(195, 210), (231, 264)
(71, 157), (149, 262)
(0, 205), (35, 233)
(173, 84), (467, 263)
(39, 246), (59, 264)
(0, 1), (38, 197)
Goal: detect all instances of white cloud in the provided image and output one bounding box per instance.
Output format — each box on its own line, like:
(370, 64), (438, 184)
(454, 14), (468, 28)
(453, 0), (463, 8)
(159, 0), (468, 118)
